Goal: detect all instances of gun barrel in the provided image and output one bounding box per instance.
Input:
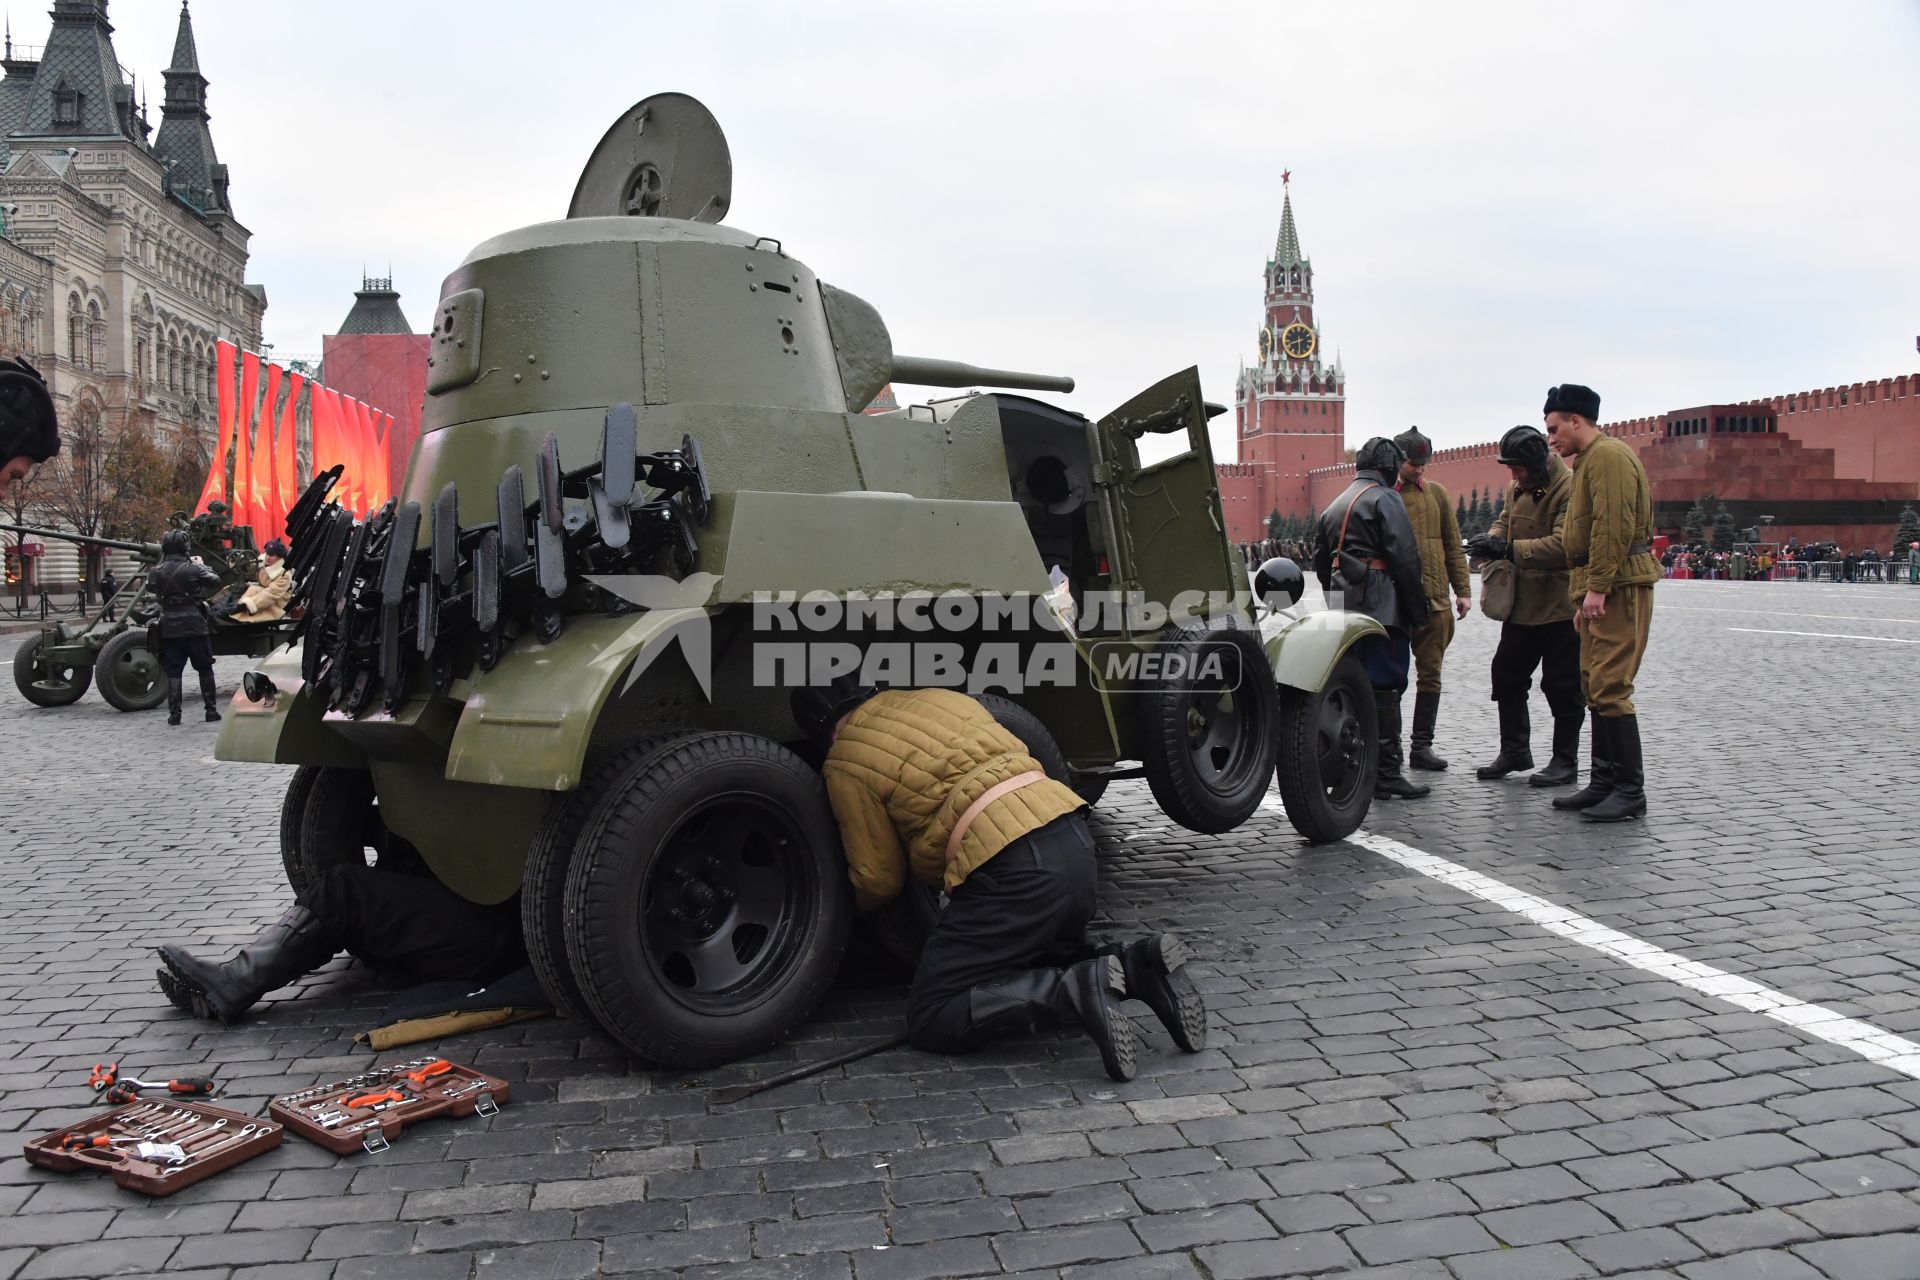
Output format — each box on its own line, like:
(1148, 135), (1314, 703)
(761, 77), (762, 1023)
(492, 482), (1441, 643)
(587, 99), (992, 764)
(0, 524), (159, 556)
(890, 355), (1074, 395)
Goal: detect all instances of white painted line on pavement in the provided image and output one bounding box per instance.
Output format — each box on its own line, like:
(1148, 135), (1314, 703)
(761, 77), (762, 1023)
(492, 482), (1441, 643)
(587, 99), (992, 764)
(1727, 627), (1920, 645)
(1660, 606), (1920, 625)
(1258, 798), (1920, 1080)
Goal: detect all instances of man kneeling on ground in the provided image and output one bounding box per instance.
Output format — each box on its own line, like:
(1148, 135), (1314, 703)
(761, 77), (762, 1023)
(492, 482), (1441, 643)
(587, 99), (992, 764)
(795, 679), (1206, 1082)
(155, 866), (524, 1024)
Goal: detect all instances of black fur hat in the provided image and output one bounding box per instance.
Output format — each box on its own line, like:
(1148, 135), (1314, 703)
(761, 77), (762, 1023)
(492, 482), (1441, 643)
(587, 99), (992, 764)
(1543, 383), (1601, 422)
(263, 538), (289, 559)
(791, 675), (880, 741)
(0, 357), (58, 465)
(1393, 426), (1432, 465)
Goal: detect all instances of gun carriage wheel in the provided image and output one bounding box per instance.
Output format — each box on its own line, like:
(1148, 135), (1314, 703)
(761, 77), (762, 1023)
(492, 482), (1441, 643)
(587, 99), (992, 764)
(94, 629), (167, 712)
(13, 634), (86, 707)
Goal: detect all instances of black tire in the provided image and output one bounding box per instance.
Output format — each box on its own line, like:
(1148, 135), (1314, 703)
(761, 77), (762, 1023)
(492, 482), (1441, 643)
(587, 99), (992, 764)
(1275, 654), (1377, 844)
(521, 732), (689, 1024)
(863, 693), (1075, 968)
(1138, 621), (1279, 834)
(94, 629), (167, 711)
(13, 634), (86, 707)
(286, 766), (428, 894)
(278, 766), (324, 894)
(563, 732), (853, 1068)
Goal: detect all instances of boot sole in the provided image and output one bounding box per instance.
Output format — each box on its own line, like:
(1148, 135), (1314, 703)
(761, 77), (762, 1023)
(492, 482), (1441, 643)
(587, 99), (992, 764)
(1100, 955), (1138, 1082)
(155, 967), (199, 1015)
(1145, 934), (1208, 1053)
(1528, 775), (1575, 788)
(1409, 759), (1448, 771)
(1581, 806), (1647, 823)
(156, 949), (235, 1024)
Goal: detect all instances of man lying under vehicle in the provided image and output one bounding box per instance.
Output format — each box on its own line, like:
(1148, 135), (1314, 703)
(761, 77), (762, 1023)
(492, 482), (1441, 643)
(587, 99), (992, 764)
(795, 678), (1207, 1082)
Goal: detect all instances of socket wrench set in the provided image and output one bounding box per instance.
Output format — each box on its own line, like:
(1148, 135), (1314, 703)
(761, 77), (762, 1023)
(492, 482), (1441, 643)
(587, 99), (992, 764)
(23, 1100), (283, 1196)
(266, 1057), (511, 1155)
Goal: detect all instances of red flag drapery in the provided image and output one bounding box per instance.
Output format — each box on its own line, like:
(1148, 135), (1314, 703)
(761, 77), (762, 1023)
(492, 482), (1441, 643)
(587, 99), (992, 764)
(257, 362), (283, 540)
(194, 340), (239, 514)
(230, 350), (259, 530)
(337, 392), (364, 517)
(275, 369), (305, 539)
(377, 412), (396, 508)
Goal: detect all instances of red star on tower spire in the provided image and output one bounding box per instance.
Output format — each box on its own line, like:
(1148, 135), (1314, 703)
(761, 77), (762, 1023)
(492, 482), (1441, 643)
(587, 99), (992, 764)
(1282, 169), (1291, 186)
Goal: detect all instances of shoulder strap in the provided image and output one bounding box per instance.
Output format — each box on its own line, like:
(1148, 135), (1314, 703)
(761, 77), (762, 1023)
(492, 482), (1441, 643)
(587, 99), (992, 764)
(1336, 483), (1380, 557)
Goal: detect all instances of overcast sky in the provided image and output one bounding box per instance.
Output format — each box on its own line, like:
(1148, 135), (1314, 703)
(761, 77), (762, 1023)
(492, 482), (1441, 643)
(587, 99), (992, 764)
(69, 0), (1920, 461)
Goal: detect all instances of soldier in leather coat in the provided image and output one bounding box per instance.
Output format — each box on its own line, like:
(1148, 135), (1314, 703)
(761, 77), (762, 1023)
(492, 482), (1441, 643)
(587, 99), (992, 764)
(1313, 437), (1432, 800)
(148, 529), (225, 725)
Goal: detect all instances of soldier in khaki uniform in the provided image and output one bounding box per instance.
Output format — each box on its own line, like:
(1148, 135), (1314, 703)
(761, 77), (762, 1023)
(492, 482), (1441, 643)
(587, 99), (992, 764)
(1542, 384), (1659, 822)
(1392, 428), (1471, 771)
(1466, 426), (1582, 785)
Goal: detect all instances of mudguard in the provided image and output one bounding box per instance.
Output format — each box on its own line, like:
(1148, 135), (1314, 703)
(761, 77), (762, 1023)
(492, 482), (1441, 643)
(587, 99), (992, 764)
(444, 605), (715, 790)
(1264, 608), (1386, 692)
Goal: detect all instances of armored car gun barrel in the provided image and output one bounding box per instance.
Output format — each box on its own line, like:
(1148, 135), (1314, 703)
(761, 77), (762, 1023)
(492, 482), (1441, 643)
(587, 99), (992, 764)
(889, 356), (1074, 394)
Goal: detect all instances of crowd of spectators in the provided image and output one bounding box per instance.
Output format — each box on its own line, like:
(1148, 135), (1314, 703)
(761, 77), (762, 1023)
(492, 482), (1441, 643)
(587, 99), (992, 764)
(1660, 543), (1900, 581)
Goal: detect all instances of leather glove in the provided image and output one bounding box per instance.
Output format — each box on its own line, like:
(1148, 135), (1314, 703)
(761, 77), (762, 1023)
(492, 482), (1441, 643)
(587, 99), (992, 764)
(1467, 534), (1511, 561)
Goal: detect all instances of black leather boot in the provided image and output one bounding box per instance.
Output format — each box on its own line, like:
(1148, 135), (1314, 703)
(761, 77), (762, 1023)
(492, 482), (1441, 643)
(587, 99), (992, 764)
(1529, 711), (1584, 788)
(965, 956), (1138, 1082)
(1106, 933), (1208, 1053)
(166, 677), (183, 726)
(1374, 691), (1431, 800)
(1409, 692), (1448, 771)
(200, 670), (221, 722)
(1552, 712), (1613, 811)
(155, 905), (340, 1024)
(1476, 700), (1533, 779)
(1582, 715), (1646, 822)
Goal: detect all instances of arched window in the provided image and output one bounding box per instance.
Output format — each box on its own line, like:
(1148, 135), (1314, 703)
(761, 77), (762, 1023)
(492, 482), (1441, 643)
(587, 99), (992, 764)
(135, 337), (147, 393)
(86, 300), (103, 371)
(67, 292), (83, 365)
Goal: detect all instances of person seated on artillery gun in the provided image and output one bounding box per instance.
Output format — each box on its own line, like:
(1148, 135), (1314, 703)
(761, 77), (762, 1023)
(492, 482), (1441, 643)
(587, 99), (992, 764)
(155, 866), (525, 1025)
(222, 538), (291, 623)
(150, 529), (226, 725)
(794, 680), (1208, 1083)
(0, 356), (59, 485)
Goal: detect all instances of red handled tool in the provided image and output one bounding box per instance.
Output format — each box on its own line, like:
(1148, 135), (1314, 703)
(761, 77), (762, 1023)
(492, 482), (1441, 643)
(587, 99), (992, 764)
(342, 1089), (405, 1110)
(59, 1134), (136, 1152)
(89, 1062), (218, 1103)
(403, 1060), (453, 1088)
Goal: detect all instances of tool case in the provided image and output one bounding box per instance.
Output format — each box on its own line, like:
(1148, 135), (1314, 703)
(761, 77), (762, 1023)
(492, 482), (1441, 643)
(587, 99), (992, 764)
(267, 1057), (510, 1155)
(23, 1100), (282, 1197)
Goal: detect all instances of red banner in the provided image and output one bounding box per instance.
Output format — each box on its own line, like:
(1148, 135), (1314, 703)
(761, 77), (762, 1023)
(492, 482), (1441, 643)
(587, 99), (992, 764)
(230, 351), (259, 529)
(274, 370), (304, 540)
(257, 362), (283, 539)
(194, 340), (239, 514)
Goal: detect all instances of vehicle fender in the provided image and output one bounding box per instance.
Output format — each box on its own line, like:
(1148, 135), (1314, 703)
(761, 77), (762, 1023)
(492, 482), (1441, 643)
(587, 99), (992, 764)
(445, 606), (716, 791)
(1265, 608), (1386, 693)
(215, 644), (365, 768)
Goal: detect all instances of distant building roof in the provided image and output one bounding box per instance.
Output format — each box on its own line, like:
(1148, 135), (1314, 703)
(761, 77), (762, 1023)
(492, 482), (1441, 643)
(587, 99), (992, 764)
(337, 274), (413, 335)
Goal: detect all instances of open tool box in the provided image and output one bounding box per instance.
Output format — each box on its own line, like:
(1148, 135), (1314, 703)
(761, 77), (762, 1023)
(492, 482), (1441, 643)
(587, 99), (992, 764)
(23, 1100), (282, 1196)
(267, 1057), (510, 1155)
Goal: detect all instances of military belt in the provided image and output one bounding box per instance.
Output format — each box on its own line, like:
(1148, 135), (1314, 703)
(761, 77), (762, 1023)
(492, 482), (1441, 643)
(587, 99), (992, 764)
(1568, 542), (1650, 568)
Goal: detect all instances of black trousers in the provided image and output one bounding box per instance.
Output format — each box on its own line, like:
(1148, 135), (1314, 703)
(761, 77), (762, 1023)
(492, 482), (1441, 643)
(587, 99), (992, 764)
(1353, 628), (1412, 693)
(1490, 619), (1582, 717)
(908, 813), (1097, 1053)
(300, 865), (525, 984)
(159, 635), (215, 680)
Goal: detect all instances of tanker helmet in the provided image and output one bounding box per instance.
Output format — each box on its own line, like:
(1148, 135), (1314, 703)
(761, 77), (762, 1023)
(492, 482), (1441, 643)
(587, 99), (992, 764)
(0, 356), (58, 464)
(1496, 425), (1550, 471)
(1353, 436), (1406, 476)
(160, 529), (192, 556)
(791, 675), (880, 742)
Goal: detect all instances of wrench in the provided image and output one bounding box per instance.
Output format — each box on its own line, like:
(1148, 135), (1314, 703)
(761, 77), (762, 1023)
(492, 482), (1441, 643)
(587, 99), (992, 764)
(181, 1123), (259, 1165)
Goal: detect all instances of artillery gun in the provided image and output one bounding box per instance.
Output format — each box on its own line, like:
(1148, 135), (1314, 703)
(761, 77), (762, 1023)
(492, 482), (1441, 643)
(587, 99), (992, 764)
(6, 498), (309, 711)
(219, 94), (1384, 1069)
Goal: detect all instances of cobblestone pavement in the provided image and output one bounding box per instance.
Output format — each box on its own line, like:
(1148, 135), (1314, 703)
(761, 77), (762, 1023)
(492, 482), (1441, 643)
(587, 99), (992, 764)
(3, 578), (1919, 1279)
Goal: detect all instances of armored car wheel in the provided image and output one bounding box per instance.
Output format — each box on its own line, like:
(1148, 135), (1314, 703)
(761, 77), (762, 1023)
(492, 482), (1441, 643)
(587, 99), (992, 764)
(563, 732), (852, 1068)
(278, 766), (323, 892)
(521, 731), (691, 1023)
(1139, 621), (1279, 834)
(864, 694), (1073, 968)
(1275, 655), (1376, 844)
(13, 634), (86, 707)
(284, 766), (430, 895)
(94, 629), (167, 712)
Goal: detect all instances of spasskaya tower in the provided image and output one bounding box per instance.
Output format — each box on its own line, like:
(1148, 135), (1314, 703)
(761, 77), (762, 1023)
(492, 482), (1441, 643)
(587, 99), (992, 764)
(1217, 176), (1347, 543)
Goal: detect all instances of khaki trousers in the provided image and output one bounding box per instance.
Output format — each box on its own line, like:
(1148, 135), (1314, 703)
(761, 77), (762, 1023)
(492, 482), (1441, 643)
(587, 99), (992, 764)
(1577, 584), (1653, 717)
(1409, 605), (1454, 695)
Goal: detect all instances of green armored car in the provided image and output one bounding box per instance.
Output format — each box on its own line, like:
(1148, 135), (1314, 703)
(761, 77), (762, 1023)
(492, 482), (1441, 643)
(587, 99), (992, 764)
(219, 95), (1384, 1067)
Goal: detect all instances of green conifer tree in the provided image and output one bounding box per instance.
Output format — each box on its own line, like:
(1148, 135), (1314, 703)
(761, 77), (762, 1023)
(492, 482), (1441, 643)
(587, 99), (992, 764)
(1682, 494), (1712, 547)
(1893, 503), (1920, 554)
(1710, 500), (1737, 552)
